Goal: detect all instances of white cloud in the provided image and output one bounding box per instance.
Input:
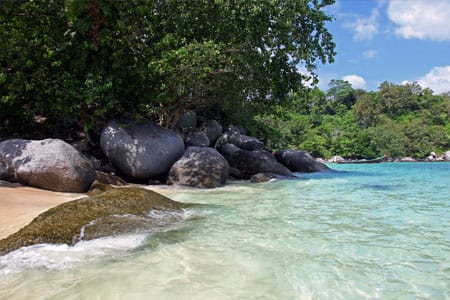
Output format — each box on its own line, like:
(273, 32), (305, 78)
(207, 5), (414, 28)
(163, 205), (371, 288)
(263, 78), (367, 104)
(417, 66), (450, 94)
(362, 49), (377, 59)
(388, 0), (450, 41)
(345, 9), (379, 41)
(343, 75), (367, 89)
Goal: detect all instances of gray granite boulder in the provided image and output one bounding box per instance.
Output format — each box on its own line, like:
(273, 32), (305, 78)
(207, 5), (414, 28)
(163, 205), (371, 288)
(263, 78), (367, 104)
(0, 139), (95, 192)
(275, 149), (331, 173)
(215, 130), (264, 151)
(226, 149), (292, 179)
(200, 120), (223, 145)
(167, 147), (229, 188)
(100, 119), (185, 180)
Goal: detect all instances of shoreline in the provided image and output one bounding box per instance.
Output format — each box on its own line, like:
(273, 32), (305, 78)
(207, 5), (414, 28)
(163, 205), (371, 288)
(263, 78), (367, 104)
(0, 181), (82, 240)
(0, 181), (178, 241)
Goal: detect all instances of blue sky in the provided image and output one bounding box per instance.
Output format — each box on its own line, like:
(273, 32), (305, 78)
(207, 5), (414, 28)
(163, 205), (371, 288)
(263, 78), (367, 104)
(314, 0), (450, 94)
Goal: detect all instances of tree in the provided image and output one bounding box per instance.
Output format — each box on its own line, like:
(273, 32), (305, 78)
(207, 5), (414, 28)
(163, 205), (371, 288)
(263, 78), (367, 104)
(326, 79), (356, 110)
(1, 0), (337, 135)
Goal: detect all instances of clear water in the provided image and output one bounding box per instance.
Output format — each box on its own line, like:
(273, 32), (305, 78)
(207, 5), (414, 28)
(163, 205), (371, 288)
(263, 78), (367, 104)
(1, 163), (449, 299)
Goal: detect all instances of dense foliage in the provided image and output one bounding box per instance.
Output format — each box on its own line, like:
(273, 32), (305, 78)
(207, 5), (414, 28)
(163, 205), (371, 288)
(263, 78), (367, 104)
(252, 81), (450, 158)
(0, 0), (335, 137)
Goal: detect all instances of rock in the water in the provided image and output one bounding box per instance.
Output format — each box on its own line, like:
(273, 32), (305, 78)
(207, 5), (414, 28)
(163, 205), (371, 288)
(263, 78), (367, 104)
(250, 172), (293, 183)
(167, 147), (229, 188)
(100, 119), (185, 180)
(227, 149), (292, 179)
(200, 120), (223, 145)
(215, 130), (264, 152)
(185, 130), (210, 147)
(274, 149), (331, 173)
(444, 151), (450, 161)
(0, 139), (95, 192)
(0, 186), (192, 255)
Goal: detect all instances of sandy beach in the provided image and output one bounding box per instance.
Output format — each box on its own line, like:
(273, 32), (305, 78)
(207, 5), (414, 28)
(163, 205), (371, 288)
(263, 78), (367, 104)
(0, 181), (83, 240)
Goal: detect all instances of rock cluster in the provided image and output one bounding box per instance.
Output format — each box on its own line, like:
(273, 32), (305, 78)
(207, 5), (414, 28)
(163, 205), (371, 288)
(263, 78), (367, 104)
(0, 116), (331, 191)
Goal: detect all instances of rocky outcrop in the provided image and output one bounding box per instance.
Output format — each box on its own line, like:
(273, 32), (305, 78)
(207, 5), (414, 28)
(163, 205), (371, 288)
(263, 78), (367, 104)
(100, 119), (185, 180)
(167, 147), (229, 188)
(0, 186), (192, 255)
(226, 149), (292, 179)
(274, 149), (331, 173)
(0, 139), (95, 192)
(215, 129), (264, 151)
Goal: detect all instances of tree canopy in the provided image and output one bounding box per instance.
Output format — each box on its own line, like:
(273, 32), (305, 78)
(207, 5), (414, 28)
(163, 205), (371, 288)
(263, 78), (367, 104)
(0, 0), (336, 136)
(254, 81), (450, 158)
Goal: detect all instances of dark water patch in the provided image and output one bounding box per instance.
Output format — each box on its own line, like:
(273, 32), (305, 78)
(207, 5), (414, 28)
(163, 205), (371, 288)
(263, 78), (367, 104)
(361, 184), (399, 191)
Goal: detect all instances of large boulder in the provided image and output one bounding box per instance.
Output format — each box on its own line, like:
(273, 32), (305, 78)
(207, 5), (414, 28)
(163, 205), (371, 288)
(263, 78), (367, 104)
(100, 119), (185, 180)
(0, 139), (95, 192)
(274, 149), (331, 173)
(215, 130), (264, 151)
(227, 149), (292, 179)
(200, 120), (223, 145)
(167, 147), (229, 188)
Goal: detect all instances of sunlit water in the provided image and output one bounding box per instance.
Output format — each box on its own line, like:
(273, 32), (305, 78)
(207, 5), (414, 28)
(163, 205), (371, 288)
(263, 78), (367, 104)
(1, 163), (449, 299)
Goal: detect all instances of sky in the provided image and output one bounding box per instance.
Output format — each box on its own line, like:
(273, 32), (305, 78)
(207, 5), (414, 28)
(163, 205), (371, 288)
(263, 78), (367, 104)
(314, 0), (450, 94)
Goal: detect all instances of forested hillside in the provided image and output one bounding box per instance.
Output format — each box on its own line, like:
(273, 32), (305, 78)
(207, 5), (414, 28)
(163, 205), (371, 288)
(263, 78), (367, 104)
(253, 80), (450, 158)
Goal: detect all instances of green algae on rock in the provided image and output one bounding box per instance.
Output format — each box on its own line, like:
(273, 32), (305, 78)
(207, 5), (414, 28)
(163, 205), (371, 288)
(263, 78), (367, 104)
(0, 186), (192, 256)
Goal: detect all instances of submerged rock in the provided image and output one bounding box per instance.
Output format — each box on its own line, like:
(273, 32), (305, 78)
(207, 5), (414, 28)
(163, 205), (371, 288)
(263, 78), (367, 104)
(0, 186), (192, 256)
(250, 172), (294, 183)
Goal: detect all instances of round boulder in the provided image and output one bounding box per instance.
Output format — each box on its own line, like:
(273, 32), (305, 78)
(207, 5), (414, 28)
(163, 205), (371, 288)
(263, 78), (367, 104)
(227, 149), (292, 179)
(274, 149), (331, 173)
(100, 119), (185, 180)
(200, 120), (223, 145)
(0, 139), (95, 192)
(215, 130), (264, 151)
(167, 147), (229, 188)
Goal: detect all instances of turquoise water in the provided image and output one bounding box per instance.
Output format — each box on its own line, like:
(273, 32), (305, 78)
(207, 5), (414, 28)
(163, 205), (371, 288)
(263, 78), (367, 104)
(0, 162), (449, 299)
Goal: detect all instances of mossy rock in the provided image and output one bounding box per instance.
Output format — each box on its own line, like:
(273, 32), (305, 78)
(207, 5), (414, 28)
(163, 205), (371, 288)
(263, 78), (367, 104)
(0, 185), (191, 255)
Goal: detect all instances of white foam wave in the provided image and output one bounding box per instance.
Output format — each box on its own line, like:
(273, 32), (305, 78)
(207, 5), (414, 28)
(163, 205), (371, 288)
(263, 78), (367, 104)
(0, 233), (148, 275)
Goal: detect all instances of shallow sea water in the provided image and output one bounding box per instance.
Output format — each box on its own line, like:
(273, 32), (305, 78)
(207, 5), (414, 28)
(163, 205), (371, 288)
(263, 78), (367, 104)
(0, 162), (449, 299)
